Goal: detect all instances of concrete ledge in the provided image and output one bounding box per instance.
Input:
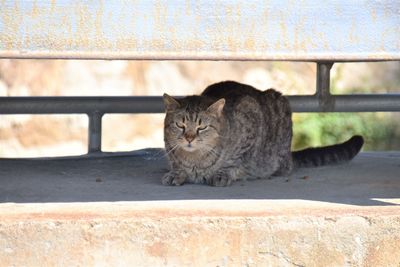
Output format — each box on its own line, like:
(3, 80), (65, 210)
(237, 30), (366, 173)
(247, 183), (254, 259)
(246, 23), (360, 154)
(0, 151), (399, 266)
(1, 201), (400, 266)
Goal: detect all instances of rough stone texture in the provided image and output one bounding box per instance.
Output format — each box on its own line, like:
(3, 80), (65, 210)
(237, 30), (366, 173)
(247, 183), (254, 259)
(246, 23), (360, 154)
(0, 150), (399, 266)
(1, 202), (400, 267)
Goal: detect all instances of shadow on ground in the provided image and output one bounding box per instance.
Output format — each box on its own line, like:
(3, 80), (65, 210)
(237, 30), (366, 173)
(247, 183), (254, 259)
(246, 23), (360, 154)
(0, 149), (399, 206)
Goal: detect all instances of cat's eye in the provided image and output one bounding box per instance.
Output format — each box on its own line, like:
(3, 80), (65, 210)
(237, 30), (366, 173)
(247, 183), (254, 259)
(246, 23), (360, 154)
(175, 122), (185, 129)
(197, 125), (208, 132)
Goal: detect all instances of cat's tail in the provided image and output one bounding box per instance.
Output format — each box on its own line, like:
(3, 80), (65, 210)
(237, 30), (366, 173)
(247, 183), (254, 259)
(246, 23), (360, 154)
(292, 135), (364, 168)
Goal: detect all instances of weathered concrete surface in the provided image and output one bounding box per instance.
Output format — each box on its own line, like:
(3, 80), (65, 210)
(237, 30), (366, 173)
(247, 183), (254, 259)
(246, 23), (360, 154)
(1, 1), (400, 61)
(1, 202), (400, 267)
(0, 150), (400, 266)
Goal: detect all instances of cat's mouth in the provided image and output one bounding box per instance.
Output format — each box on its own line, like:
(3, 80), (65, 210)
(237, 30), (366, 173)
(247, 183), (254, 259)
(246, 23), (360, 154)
(181, 143), (197, 152)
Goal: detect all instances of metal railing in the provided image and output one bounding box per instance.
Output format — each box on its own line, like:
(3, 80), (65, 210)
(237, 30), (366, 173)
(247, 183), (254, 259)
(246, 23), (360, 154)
(1, 62), (399, 153)
(0, 1), (399, 154)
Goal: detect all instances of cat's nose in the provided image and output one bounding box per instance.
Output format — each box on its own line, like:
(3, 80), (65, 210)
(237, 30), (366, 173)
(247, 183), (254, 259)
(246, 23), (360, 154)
(184, 134), (196, 143)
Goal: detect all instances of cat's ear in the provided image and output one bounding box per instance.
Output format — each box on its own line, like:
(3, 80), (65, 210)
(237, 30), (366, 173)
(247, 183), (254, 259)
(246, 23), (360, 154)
(163, 93), (180, 112)
(207, 98), (225, 117)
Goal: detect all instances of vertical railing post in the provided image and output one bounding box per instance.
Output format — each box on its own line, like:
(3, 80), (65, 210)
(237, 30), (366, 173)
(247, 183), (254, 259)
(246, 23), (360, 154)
(315, 62), (334, 111)
(88, 111), (103, 154)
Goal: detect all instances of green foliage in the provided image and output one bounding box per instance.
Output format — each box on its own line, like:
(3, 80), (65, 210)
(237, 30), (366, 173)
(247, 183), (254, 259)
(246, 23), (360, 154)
(292, 113), (400, 151)
(294, 63), (400, 151)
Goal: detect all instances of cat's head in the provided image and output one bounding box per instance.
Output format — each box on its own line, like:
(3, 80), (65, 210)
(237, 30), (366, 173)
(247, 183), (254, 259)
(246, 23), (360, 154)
(163, 93), (225, 153)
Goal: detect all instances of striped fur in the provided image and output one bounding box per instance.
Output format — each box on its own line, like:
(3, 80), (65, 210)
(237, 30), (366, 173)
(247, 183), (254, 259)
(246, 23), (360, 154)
(162, 81), (364, 186)
(292, 135), (364, 168)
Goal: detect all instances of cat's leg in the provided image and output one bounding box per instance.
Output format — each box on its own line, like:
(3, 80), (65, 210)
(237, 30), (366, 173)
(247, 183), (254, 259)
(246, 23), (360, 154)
(272, 155), (294, 176)
(162, 169), (187, 186)
(205, 169), (234, 187)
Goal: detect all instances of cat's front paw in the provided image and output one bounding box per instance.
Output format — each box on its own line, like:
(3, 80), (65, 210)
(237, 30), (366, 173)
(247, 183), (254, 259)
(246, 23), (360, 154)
(162, 171), (185, 186)
(207, 172), (232, 187)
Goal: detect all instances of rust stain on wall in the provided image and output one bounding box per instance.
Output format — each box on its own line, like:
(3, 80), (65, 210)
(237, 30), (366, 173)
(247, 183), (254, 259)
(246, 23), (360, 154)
(0, 1), (399, 60)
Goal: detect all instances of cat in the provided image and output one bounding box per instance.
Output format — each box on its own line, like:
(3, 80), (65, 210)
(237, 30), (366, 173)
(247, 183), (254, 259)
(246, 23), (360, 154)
(162, 81), (364, 186)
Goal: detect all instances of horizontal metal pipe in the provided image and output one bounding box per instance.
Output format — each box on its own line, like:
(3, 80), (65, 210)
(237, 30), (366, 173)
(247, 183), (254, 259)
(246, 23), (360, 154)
(289, 95), (400, 112)
(0, 95), (399, 114)
(0, 96), (165, 114)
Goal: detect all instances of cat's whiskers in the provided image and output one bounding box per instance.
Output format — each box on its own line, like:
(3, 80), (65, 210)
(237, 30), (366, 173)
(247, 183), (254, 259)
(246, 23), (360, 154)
(156, 143), (179, 159)
(201, 144), (220, 158)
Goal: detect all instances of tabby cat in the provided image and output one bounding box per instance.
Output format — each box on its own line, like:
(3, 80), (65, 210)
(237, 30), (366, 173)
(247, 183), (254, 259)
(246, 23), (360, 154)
(162, 81), (363, 186)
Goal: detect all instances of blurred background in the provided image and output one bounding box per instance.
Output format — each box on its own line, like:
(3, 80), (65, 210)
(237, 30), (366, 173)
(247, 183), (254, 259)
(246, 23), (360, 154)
(0, 59), (399, 157)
